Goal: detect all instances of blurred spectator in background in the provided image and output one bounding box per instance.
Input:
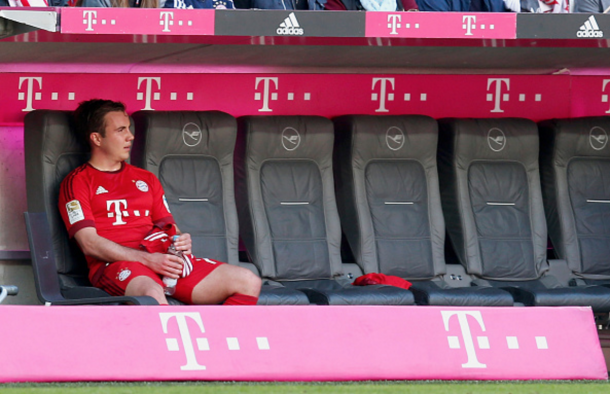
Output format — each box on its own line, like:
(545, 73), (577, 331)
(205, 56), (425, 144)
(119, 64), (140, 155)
(574, 0), (610, 12)
(415, 0), (505, 11)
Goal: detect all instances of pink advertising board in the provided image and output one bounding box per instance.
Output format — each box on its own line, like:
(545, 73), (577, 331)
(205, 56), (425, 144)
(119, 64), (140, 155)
(60, 7), (214, 35)
(0, 73), (585, 125)
(0, 305), (605, 382)
(3, 74), (610, 126)
(365, 12), (516, 39)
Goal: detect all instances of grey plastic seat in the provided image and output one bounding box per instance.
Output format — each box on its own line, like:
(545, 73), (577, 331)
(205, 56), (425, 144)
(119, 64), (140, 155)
(235, 115), (414, 305)
(24, 110), (156, 305)
(333, 115), (513, 306)
(131, 111), (309, 305)
(437, 117), (610, 312)
(539, 117), (610, 285)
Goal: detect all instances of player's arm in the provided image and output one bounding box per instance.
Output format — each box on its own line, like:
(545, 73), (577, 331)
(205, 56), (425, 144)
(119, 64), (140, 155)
(74, 227), (183, 279)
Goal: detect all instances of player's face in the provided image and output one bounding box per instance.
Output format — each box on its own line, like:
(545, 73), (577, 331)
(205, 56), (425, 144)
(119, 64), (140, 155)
(99, 111), (134, 163)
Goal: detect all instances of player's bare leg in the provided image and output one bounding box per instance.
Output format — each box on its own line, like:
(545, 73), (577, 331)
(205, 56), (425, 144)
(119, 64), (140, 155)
(190, 264), (261, 305)
(125, 276), (168, 305)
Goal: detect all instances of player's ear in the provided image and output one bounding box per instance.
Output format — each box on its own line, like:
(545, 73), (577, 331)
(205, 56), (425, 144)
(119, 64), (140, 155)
(90, 132), (102, 147)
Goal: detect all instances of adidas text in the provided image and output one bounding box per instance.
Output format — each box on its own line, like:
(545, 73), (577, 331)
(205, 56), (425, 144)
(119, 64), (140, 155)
(276, 26), (304, 35)
(577, 30), (603, 38)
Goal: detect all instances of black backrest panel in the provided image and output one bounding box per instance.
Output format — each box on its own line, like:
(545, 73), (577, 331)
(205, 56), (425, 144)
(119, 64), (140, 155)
(159, 156), (228, 261)
(365, 160), (433, 278)
(333, 115), (445, 280)
(468, 161), (536, 279)
(567, 159), (610, 275)
(438, 118), (548, 281)
(131, 111), (238, 264)
(539, 117), (610, 279)
(235, 116), (342, 280)
(261, 160), (331, 279)
(24, 111), (90, 287)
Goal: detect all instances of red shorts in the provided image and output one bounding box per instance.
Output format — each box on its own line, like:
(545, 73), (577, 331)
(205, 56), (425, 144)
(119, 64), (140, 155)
(92, 257), (224, 304)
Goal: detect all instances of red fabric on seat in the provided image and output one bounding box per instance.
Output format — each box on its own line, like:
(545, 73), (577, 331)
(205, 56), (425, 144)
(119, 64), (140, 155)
(353, 273), (412, 290)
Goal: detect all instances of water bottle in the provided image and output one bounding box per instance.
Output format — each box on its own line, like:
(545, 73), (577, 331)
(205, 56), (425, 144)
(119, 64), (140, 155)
(162, 235), (181, 296)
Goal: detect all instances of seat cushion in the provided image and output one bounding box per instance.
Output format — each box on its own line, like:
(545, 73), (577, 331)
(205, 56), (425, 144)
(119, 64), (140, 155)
(488, 279), (610, 312)
(257, 284), (310, 305)
(410, 280), (514, 306)
(283, 279), (414, 305)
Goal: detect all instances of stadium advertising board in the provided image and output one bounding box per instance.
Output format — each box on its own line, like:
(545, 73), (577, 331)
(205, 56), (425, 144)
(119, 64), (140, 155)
(0, 305), (605, 382)
(4, 74), (604, 125)
(61, 8), (215, 35)
(366, 12), (516, 39)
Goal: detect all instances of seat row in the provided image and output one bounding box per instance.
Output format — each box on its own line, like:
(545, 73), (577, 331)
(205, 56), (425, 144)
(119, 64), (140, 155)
(24, 111), (610, 310)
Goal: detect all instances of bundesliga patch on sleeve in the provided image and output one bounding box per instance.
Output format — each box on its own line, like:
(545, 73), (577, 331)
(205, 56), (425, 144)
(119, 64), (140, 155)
(66, 200), (85, 225)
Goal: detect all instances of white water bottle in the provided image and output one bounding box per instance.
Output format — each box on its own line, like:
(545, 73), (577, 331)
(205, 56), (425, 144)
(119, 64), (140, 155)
(163, 235), (181, 296)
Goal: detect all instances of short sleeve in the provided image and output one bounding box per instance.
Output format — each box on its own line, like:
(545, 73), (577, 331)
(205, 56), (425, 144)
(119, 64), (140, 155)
(58, 168), (96, 238)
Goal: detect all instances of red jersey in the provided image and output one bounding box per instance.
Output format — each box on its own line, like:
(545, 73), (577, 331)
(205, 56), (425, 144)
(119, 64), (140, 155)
(59, 162), (174, 270)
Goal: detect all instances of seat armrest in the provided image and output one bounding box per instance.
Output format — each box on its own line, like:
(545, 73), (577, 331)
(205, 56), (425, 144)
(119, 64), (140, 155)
(442, 264), (473, 288)
(25, 212), (158, 306)
(546, 259), (575, 287)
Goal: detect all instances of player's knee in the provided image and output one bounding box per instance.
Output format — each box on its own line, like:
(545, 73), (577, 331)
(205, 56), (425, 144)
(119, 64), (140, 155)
(126, 277), (167, 305)
(142, 286), (168, 305)
(237, 268), (262, 296)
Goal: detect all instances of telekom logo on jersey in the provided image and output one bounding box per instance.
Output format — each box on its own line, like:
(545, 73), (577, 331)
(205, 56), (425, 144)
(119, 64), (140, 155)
(106, 199), (151, 225)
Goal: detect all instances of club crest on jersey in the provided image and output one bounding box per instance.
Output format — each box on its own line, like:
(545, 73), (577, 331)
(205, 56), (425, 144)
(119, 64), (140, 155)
(117, 268), (131, 282)
(66, 200), (85, 225)
(136, 180), (149, 192)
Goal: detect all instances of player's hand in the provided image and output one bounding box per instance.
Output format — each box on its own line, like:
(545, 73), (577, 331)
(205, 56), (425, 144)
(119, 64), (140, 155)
(144, 253), (183, 279)
(174, 233), (192, 255)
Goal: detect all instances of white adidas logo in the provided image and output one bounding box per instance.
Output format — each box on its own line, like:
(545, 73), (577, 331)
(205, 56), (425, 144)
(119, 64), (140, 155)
(96, 186), (109, 195)
(577, 15), (603, 38)
(277, 12), (304, 36)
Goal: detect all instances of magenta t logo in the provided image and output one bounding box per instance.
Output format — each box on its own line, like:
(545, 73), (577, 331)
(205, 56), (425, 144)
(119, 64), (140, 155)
(255, 77), (279, 112)
(487, 78), (510, 113)
(18, 77), (42, 112)
(372, 78), (395, 113)
(160, 312), (208, 371)
(442, 310), (488, 369)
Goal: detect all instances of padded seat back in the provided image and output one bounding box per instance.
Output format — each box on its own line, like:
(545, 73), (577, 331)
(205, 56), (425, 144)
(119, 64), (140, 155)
(131, 111), (239, 264)
(333, 115), (445, 280)
(539, 117), (610, 280)
(235, 116), (342, 280)
(438, 118), (548, 281)
(24, 110), (90, 288)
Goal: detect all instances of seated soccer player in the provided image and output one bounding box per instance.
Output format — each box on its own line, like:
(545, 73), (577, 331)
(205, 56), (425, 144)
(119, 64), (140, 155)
(58, 99), (261, 305)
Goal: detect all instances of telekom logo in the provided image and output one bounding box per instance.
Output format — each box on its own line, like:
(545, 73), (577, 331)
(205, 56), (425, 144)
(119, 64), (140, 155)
(442, 311), (488, 369)
(107, 199), (128, 225)
(18, 77), (42, 112)
(160, 312), (271, 371)
(602, 79), (610, 114)
(137, 77), (162, 110)
(372, 78), (395, 113)
(161, 312), (207, 371)
(462, 15), (476, 36)
(160, 11), (174, 32)
(255, 77), (279, 112)
(83, 10), (97, 32)
(387, 14), (401, 35)
(487, 78), (510, 113)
